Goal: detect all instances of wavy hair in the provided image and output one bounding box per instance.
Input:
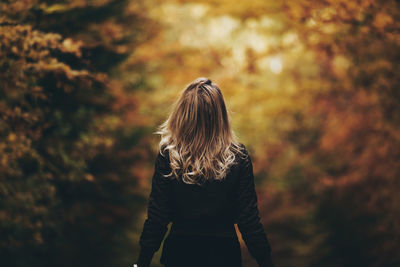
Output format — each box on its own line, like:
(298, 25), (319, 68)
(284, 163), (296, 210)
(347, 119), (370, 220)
(154, 77), (245, 185)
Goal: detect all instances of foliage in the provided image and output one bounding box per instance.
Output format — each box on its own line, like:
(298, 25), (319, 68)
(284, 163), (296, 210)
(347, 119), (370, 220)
(0, 1), (159, 266)
(123, 0), (400, 266)
(280, 1), (400, 266)
(1, 0), (399, 267)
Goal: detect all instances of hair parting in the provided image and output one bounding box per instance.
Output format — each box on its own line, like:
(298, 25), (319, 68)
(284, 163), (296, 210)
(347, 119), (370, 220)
(154, 77), (246, 185)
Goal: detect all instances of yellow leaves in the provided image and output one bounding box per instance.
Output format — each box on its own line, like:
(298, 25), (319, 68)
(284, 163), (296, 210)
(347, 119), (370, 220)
(38, 0), (115, 13)
(3, 132), (31, 157)
(8, 133), (17, 142)
(0, 0), (38, 15)
(318, 7), (337, 21)
(77, 133), (115, 160)
(27, 59), (89, 80)
(11, 45), (19, 54)
(283, 0), (312, 21)
(332, 55), (351, 78)
(282, 32), (299, 47)
(61, 38), (83, 57)
(0, 24), (64, 66)
(1, 155), (7, 166)
(320, 23), (338, 34)
(40, 3), (70, 13)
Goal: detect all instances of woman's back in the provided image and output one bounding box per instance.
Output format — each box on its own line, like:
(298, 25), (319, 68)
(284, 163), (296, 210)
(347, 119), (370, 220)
(137, 143), (273, 267)
(135, 78), (273, 267)
(168, 146), (240, 228)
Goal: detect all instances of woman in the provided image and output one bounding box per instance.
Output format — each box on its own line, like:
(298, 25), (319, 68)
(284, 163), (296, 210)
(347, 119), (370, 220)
(135, 77), (274, 267)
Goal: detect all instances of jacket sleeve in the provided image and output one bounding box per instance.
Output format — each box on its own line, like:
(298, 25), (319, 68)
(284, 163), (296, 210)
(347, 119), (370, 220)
(236, 145), (274, 267)
(136, 150), (173, 267)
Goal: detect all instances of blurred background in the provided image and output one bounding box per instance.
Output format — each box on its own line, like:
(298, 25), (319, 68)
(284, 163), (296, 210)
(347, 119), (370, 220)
(1, 0), (399, 266)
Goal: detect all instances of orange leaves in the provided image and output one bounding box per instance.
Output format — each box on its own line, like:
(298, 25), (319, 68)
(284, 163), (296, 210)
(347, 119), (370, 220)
(319, 90), (380, 151)
(373, 12), (394, 30)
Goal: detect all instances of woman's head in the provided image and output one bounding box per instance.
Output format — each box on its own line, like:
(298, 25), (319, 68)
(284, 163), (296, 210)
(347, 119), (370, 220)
(156, 77), (244, 185)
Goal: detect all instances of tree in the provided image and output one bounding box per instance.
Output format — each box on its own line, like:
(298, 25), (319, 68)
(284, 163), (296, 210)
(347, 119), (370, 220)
(0, 1), (160, 266)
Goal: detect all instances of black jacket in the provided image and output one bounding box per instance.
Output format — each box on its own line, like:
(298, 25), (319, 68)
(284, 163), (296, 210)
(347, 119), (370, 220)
(136, 143), (273, 267)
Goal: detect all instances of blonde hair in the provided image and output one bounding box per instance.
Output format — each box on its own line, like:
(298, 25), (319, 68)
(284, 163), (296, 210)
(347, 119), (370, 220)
(155, 77), (245, 185)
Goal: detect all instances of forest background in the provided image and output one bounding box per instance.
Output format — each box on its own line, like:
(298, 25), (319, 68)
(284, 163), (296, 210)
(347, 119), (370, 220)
(1, 0), (399, 266)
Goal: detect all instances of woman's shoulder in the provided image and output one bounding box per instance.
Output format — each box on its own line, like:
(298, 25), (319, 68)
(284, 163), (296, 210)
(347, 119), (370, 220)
(228, 142), (249, 173)
(155, 144), (172, 170)
(236, 142), (250, 159)
(235, 142), (252, 169)
(158, 143), (170, 158)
